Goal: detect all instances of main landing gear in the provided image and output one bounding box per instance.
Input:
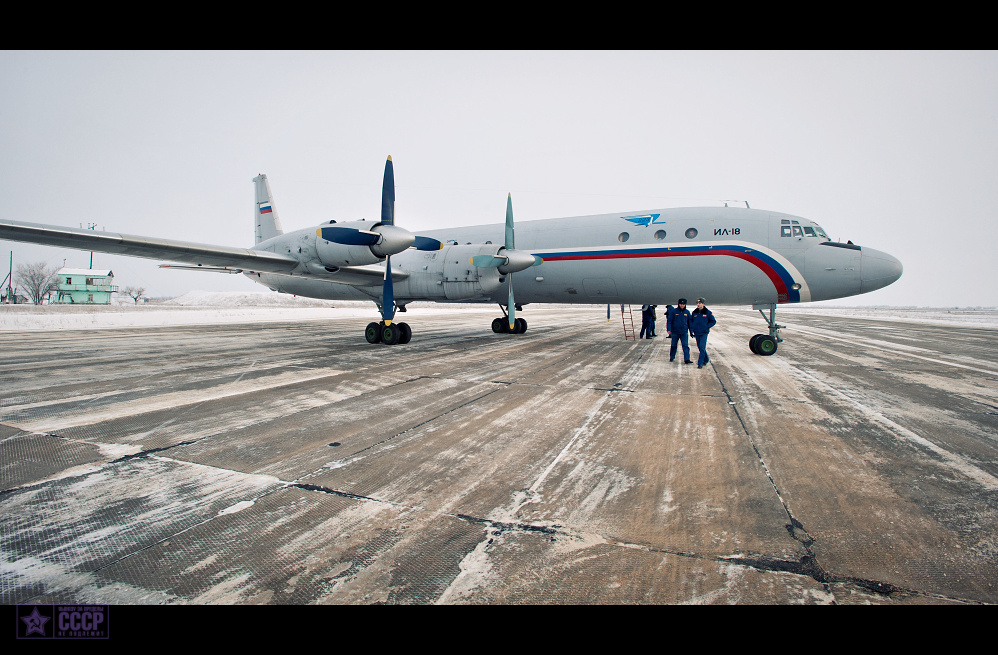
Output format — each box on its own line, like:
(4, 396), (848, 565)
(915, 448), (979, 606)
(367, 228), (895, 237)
(749, 303), (783, 356)
(366, 320), (412, 345)
(491, 303), (527, 334)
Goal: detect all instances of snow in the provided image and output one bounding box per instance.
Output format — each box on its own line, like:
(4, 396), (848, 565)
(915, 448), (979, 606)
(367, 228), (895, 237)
(2, 293), (997, 332)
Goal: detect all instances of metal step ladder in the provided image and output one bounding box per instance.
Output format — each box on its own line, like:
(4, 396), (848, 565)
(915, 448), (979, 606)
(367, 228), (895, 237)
(620, 304), (637, 340)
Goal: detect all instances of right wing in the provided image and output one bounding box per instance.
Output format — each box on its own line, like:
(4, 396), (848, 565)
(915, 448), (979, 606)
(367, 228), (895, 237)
(0, 219), (300, 274)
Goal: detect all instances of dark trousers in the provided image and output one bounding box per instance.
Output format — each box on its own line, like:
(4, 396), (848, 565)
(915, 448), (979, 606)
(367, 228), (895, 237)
(694, 333), (709, 366)
(670, 332), (690, 361)
(639, 318), (650, 338)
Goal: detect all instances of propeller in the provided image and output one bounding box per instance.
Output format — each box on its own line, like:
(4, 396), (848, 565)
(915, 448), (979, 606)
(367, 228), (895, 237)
(381, 156), (397, 326)
(319, 155), (442, 255)
(470, 193), (542, 331)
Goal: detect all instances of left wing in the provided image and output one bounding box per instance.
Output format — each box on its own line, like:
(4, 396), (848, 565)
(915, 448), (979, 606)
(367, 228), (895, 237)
(0, 219), (300, 274)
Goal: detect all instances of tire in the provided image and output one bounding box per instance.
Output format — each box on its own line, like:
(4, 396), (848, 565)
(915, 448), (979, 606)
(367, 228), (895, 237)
(365, 322), (382, 344)
(515, 318), (527, 334)
(749, 334), (762, 354)
(382, 323), (400, 345)
(492, 318), (507, 333)
(756, 335), (778, 356)
(398, 322), (412, 344)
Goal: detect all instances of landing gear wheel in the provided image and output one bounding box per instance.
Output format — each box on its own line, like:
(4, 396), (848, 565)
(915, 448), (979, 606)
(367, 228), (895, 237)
(381, 323), (400, 345)
(749, 333), (763, 354)
(756, 335), (778, 356)
(398, 322), (412, 344)
(514, 318), (527, 334)
(492, 318), (507, 333)
(365, 322), (382, 344)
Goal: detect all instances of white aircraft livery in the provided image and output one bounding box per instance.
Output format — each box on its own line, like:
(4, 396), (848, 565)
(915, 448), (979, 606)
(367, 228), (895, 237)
(0, 157), (902, 355)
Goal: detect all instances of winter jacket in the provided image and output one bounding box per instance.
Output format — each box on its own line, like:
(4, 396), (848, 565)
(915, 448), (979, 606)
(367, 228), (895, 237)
(669, 308), (692, 334)
(690, 308), (716, 336)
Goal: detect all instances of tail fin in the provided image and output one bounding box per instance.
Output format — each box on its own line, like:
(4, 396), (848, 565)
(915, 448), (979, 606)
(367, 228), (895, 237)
(253, 174), (285, 244)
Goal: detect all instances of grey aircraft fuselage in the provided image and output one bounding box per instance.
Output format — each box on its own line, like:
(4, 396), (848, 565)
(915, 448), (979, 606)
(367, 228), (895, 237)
(255, 207), (902, 309)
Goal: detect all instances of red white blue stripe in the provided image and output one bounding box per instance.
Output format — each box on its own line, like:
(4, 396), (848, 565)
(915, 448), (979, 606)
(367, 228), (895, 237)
(259, 203), (273, 214)
(531, 244), (803, 303)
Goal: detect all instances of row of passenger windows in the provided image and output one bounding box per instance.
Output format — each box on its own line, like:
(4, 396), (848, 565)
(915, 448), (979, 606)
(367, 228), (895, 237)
(618, 229), (699, 243)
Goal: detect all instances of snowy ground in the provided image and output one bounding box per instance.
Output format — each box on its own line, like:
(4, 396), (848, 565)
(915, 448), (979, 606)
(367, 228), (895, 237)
(2, 291), (997, 331)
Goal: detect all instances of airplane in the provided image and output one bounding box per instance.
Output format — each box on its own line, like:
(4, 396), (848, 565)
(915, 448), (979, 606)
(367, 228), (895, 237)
(0, 157), (902, 355)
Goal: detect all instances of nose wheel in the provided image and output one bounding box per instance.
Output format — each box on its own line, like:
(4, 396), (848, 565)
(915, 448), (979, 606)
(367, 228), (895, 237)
(750, 303), (783, 355)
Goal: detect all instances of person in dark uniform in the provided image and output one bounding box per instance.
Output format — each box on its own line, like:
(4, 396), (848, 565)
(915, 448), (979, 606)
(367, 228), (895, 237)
(639, 304), (652, 339)
(689, 297), (717, 368)
(668, 298), (692, 363)
(649, 304), (657, 337)
(664, 304), (675, 338)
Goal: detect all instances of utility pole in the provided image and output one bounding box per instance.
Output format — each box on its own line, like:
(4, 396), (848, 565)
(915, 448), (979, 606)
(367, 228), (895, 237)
(87, 223), (97, 268)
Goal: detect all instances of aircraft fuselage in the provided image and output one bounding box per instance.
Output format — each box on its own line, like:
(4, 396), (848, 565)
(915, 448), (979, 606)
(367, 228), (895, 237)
(255, 206), (902, 308)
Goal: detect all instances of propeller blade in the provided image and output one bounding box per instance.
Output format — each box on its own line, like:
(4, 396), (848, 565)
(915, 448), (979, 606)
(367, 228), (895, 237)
(413, 236), (443, 251)
(508, 271), (516, 331)
(318, 226), (380, 246)
(506, 193), (516, 330)
(505, 193), (514, 250)
(381, 156), (395, 226)
(382, 253), (395, 325)
(470, 255), (505, 268)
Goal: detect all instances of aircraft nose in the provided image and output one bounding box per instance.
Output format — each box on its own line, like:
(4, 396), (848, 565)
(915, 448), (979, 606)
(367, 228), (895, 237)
(861, 247), (903, 293)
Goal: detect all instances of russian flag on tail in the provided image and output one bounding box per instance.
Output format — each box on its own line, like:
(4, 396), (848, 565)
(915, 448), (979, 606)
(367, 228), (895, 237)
(259, 203), (273, 214)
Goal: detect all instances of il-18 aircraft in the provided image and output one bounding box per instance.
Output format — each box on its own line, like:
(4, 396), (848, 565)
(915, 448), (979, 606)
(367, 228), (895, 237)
(0, 157), (902, 355)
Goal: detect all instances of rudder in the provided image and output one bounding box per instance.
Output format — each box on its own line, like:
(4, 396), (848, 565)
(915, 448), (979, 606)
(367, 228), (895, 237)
(253, 174), (285, 244)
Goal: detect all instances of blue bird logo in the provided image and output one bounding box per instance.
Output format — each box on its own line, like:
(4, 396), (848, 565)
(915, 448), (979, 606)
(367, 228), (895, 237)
(622, 214), (663, 227)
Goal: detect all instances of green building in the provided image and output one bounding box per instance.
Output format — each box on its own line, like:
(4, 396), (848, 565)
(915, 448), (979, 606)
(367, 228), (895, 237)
(53, 268), (118, 304)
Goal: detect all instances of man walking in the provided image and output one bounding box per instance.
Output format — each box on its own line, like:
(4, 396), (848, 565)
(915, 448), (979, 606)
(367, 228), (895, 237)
(669, 298), (692, 363)
(690, 297), (717, 368)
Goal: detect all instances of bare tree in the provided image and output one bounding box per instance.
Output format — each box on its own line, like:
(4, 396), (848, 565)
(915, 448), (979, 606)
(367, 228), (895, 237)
(122, 285), (146, 304)
(15, 262), (59, 305)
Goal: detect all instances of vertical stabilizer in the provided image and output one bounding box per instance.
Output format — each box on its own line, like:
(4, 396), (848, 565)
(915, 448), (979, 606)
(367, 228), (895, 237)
(253, 174), (285, 244)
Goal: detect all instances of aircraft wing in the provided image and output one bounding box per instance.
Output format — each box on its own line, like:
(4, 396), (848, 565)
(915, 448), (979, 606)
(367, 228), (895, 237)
(0, 219), (300, 274)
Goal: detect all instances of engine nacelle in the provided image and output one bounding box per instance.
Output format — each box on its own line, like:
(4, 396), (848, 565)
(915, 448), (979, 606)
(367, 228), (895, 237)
(313, 220), (414, 267)
(395, 244), (506, 300)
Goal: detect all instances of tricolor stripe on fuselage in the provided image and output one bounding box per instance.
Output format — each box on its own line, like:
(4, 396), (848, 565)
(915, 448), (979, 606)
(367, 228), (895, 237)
(531, 244), (804, 303)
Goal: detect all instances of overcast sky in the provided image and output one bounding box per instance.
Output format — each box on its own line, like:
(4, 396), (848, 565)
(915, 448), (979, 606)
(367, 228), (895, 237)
(2, 51), (996, 306)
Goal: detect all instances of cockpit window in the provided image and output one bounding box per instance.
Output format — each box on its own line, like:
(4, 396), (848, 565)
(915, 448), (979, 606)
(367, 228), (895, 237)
(810, 222), (830, 240)
(803, 226), (817, 237)
(792, 225), (803, 237)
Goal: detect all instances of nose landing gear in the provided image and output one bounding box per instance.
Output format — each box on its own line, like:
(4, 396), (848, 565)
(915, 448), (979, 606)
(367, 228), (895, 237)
(750, 303), (783, 356)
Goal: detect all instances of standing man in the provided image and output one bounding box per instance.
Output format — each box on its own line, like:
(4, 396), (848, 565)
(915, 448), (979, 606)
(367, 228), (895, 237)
(669, 298), (693, 363)
(690, 297), (717, 369)
(649, 304), (658, 337)
(639, 304), (652, 339)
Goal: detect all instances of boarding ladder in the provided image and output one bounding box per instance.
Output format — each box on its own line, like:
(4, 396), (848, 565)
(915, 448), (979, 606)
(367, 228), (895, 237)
(620, 304), (637, 340)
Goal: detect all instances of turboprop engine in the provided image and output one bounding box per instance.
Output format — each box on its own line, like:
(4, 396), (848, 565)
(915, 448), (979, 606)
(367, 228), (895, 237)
(314, 220), (415, 268)
(394, 244), (510, 300)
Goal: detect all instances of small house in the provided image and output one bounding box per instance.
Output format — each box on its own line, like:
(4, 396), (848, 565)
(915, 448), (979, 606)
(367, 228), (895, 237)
(53, 269), (118, 305)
